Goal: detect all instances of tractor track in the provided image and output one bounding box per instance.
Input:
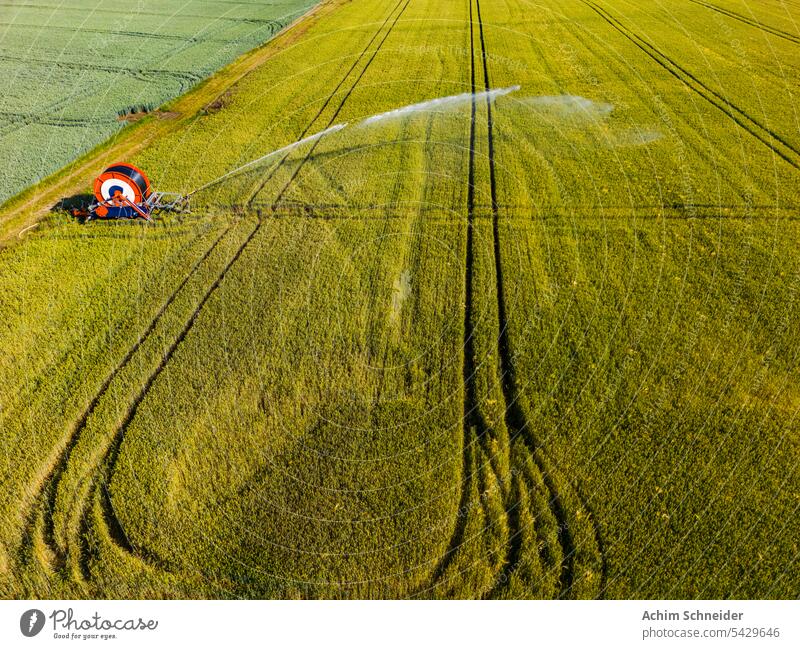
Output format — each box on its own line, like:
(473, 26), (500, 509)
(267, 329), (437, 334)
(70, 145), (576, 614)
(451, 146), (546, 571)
(432, 13), (483, 584)
(219, 200), (800, 221)
(575, 481), (609, 597)
(428, 0), (499, 588)
(82, 219), (263, 575)
(245, 0), (410, 205)
(432, 0), (555, 596)
(269, 0), (412, 205)
(470, 0), (526, 595)
(10, 8), (283, 28)
(581, 0), (800, 172)
(0, 113), (116, 129)
(473, 0), (604, 599)
(17, 222), (234, 575)
(0, 53), (202, 83)
(687, 0), (800, 45)
(0, 22), (208, 43)
(77, 0), (414, 574)
(468, 0), (509, 507)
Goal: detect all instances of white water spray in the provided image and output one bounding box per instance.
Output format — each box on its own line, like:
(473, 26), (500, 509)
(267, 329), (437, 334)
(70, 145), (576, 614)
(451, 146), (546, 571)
(359, 85), (521, 126)
(188, 122), (348, 196)
(520, 94), (614, 118)
(188, 88), (521, 198)
(185, 87), (661, 203)
(611, 127), (662, 147)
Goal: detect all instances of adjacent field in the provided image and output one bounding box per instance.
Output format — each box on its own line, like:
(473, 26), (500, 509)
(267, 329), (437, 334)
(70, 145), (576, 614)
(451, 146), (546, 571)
(0, 0), (798, 598)
(0, 0), (317, 205)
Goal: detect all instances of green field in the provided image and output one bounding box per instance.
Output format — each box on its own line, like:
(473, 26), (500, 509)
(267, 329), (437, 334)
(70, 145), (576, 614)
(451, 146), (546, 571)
(0, 0), (317, 204)
(0, 0), (798, 599)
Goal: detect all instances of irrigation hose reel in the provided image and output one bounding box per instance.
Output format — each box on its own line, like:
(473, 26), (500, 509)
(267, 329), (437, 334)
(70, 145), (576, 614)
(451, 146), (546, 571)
(73, 162), (190, 222)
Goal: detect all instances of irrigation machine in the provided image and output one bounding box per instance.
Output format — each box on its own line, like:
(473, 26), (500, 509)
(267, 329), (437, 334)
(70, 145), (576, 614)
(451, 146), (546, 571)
(72, 162), (189, 222)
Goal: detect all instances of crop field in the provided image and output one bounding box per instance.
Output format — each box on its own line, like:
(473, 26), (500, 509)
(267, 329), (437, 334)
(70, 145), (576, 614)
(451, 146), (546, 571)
(0, 0), (798, 599)
(0, 0), (318, 205)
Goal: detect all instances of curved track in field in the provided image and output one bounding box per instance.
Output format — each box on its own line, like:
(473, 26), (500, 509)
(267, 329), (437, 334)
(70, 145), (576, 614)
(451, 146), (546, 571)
(428, 0), (608, 600)
(474, 0), (575, 598)
(92, 0), (415, 573)
(15, 0), (418, 592)
(429, 7), (485, 582)
(482, 0), (608, 596)
(83, 219), (263, 577)
(15, 223), (234, 580)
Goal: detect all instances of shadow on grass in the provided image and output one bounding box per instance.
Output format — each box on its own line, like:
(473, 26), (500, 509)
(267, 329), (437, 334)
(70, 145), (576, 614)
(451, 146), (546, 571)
(51, 192), (93, 223)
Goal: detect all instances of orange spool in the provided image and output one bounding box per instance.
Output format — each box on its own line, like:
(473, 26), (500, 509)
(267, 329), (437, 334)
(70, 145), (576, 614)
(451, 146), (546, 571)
(93, 162), (152, 204)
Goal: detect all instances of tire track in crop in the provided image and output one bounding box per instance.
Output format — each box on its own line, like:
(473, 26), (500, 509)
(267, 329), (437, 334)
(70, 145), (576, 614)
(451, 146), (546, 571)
(0, 112), (115, 128)
(50, 7), (410, 576)
(575, 482), (609, 596)
(430, 0), (514, 594)
(470, 0), (527, 594)
(0, 53), (202, 83)
(99, 78), (417, 572)
(0, 22), (225, 43)
(244, 0), (410, 206)
(82, 219), (262, 576)
(687, 0), (800, 45)
(473, 0), (604, 599)
(268, 0), (413, 206)
(466, 0), (512, 582)
(0, 4), (284, 28)
(582, 0), (800, 171)
(36, 223), (235, 569)
(16, 222), (234, 576)
(428, 0), (489, 587)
